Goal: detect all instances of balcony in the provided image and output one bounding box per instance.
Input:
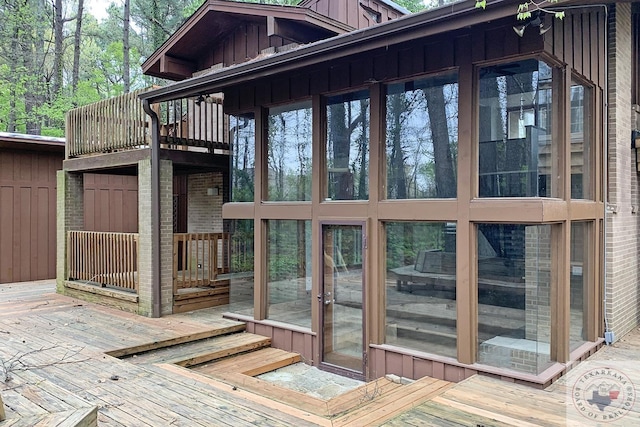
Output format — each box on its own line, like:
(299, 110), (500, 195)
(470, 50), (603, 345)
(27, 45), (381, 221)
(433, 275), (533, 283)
(65, 89), (230, 159)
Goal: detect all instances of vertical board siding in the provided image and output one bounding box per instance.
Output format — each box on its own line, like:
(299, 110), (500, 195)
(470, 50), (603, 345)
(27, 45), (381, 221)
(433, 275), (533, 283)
(0, 149), (61, 283)
(84, 173), (138, 233)
(225, 15), (604, 116)
(545, 10), (606, 85)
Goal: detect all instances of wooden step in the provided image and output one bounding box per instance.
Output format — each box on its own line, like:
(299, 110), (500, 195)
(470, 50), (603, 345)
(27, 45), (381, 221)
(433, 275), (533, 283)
(333, 376), (453, 426)
(139, 332), (272, 368)
(195, 347), (301, 377)
(107, 319), (246, 358)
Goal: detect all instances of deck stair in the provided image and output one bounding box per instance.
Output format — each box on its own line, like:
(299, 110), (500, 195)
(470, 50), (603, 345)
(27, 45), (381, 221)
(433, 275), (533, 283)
(122, 331), (274, 368)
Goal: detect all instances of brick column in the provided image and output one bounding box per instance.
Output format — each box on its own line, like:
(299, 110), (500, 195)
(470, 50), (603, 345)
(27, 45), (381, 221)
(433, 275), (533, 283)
(56, 171), (84, 293)
(606, 4), (638, 340)
(138, 158), (173, 317)
(159, 159), (174, 315)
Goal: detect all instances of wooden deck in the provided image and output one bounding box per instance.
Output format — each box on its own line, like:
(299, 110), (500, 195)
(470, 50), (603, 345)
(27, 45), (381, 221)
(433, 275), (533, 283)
(2, 280), (640, 426)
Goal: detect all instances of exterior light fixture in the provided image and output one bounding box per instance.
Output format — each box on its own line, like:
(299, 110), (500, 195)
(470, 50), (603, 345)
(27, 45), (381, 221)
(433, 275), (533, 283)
(194, 94), (205, 105)
(513, 11), (549, 37)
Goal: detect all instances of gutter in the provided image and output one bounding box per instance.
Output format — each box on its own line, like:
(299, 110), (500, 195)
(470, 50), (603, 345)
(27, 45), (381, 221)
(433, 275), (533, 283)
(139, 0), (519, 104)
(142, 99), (162, 318)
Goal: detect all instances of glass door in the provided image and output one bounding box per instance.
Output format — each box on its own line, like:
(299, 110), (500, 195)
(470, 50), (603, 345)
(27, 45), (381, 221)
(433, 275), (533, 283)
(320, 223), (366, 378)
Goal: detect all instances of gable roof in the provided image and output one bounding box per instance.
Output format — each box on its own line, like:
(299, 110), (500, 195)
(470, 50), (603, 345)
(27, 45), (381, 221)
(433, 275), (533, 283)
(141, 0), (524, 103)
(142, 0), (354, 80)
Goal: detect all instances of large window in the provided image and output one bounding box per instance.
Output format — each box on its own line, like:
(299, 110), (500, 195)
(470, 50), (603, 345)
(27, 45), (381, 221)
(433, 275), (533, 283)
(570, 222), (590, 351)
(385, 222), (457, 358)
(227, 219), (255, 317)
(386, 74), (458, 199)
(477, 223), (554, 375)
(570, 81), (593, 199)
(478, 60), (556, 198)
(230, 114), (255, 202)
(266, 220), (312, 328)
(326, 90), (370, 201)
(267, 102), (313, 201)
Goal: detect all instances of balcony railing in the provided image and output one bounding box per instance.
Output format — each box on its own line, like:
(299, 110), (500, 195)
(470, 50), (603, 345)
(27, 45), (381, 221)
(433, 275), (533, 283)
(173, 232), (230, 292)
(66, 89), (151, 158)
(67, 231), (139, 292)
(65, 89), (230, 158)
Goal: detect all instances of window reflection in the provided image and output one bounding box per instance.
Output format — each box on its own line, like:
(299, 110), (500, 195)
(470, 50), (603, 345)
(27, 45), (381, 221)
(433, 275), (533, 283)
(326, 91), (370, 201)
(386, 74), (458, 199)
(479, 60), (555, 198)
(267, 102), (313, 201)
(230, 114), (255, 202)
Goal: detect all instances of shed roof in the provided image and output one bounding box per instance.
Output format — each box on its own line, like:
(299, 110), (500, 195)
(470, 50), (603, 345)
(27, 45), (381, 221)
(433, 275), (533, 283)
(0, 132), (65, 152)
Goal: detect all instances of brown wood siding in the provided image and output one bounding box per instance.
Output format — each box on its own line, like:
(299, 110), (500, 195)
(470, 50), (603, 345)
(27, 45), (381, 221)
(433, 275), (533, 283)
(225, 19), (549, 114)
(546, 9), (607, 83)
(205, 22), (286, 70)
(84, 174), (138, 233)
(0, 149), (61, 283)
(302, 0), (404, 28)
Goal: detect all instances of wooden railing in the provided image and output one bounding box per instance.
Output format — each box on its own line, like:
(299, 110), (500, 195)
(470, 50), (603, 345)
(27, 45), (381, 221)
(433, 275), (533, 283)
(65, 89), (230, 158)
(66, 89), (151, 158)
(67, 231), (139, 292)
(173, 232), (230, 291)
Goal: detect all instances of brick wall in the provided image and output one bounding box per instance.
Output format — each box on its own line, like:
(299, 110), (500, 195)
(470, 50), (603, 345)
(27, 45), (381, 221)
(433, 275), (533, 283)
(187, 172), (223, 233)
(606, 3), (640, 340)
(138, 159), (174, 316)
(56, 171), (84, 293)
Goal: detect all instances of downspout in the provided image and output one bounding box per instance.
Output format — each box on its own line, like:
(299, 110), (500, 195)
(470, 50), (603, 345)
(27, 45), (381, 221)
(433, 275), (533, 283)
(142, 99), (162, 318)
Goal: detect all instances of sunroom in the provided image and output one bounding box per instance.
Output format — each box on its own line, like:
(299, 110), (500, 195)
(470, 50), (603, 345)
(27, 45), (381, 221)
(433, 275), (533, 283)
(139, 0), (606, 386)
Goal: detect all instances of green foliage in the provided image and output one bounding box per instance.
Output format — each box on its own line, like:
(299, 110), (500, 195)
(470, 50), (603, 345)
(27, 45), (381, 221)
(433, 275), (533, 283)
(478, 0), (565, 21)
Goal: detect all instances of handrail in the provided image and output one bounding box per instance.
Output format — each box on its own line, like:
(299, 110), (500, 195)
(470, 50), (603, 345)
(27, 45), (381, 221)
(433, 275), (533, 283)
(67, 231), (139, 292)
(66, 89), (151, 158)
(173, 232), (230, 292)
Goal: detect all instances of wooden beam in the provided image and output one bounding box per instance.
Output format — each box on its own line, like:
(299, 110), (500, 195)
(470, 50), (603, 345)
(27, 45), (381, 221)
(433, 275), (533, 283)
(160, 55), (195, 80)
(63, 148), (151, 172)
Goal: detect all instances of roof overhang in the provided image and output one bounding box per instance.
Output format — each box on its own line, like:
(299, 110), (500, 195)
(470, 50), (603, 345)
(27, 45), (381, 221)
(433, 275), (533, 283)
(0, 132), (65, 152)
(140, 0), (605, 104)
(142, 0), (354, 80)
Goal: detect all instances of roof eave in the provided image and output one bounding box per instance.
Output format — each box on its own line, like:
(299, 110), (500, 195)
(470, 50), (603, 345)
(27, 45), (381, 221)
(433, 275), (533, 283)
(140, 0), (523, 103)
(141, 0), (353, 77)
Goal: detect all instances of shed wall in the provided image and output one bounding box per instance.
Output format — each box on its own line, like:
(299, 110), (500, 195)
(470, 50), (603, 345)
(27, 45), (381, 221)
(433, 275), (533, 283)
(0, 149), (61, 283)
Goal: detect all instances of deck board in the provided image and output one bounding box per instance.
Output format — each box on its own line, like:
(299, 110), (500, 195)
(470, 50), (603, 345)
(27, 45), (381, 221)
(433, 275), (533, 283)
(4, 280), (640, 426)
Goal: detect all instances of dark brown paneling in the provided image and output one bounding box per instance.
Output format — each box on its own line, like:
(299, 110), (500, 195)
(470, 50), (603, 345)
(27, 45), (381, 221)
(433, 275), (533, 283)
(0, 149), (61, 283)
(84, 173), (138, 233)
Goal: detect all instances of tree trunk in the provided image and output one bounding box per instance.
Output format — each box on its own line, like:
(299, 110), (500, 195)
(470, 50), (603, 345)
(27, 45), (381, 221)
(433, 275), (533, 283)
(72, 0), (85, 98)
(424, 86), (456, 198)
(123, 0), (131, 92)
(387, 93), (408, 198)
(52, 0), (64, 98)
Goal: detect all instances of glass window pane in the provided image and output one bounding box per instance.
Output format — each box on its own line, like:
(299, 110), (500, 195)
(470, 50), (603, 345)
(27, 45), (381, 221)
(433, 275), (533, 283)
(230, 114), (255, 202)
(227, 219), (254, 317)
(267, 102), (313, 201)
(266, 220), (312, 328)
(477, 223), (554, 375)
(326, 90), (370, 200)
(385, 222), (457, 358)
(570, 222), (589, 351)
(570, 81), (593, 199)
(386, 74), (458, 199)
(479, 60), (555, 198)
